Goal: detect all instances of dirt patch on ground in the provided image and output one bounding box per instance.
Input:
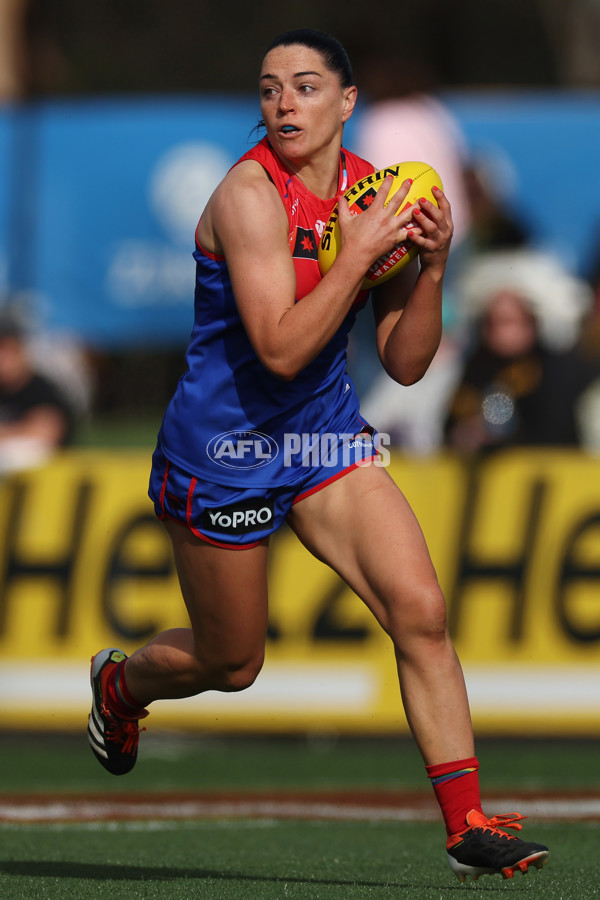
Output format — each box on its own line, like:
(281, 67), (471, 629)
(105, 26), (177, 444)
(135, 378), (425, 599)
(2, 790), (600, 824)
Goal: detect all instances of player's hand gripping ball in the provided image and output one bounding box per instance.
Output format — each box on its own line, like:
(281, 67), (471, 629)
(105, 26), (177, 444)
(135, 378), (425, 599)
(318, 161), (443, 290)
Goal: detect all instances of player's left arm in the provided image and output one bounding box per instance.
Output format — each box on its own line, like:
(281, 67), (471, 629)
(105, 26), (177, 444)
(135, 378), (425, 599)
(373, 187), (453, 385)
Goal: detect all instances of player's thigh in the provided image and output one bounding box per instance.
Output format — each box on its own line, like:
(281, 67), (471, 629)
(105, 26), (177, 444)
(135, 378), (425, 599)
(163, 518), (270, 663)
(287, 463), (444, 635)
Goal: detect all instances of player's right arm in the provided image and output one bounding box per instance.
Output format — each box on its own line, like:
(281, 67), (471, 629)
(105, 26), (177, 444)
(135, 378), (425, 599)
(198, 163), (414, 380)
(373, 187), (453, 386)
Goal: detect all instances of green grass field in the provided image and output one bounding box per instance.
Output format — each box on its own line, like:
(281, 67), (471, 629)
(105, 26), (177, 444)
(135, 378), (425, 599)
(1, 733), (598, 899)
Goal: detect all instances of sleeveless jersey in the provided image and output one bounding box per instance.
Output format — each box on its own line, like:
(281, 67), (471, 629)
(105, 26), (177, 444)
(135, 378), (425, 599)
(157, 136), (375, 487)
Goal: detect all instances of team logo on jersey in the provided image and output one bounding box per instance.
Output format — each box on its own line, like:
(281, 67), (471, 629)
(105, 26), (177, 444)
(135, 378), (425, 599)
(202, 499), (274, 534)
(292, 227), (318, 260)
(207, 430), (279, 469)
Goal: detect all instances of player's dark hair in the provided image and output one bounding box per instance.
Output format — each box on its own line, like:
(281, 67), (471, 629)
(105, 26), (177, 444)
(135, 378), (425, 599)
(251, 29), (354, 140)
(263, 28), (354, 88)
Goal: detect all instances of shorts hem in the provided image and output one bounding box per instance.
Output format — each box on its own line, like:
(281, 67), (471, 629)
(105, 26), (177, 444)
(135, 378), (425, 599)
(292, 455), (376, 505)
(160, 511), (266, 550)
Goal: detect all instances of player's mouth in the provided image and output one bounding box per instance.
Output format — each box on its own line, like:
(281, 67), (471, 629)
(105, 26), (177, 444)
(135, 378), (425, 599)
(280, 125), (300, 135)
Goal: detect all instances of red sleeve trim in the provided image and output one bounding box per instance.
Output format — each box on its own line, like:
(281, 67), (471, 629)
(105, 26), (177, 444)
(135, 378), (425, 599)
(194, 221), (225, 260)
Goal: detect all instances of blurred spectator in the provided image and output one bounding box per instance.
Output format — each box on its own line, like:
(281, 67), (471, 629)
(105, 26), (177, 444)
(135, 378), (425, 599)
(443, 250), (598, 455)
(441, 148), (533, 341)
(360, 334), (463, 455)
(357, 154), (536, 454)
(355, 51), (471, 248)
(354, 50), (471, 442)
(0, 306), (79, 473)
(460, 152), (530, 253)
(574, 232), (600, 452)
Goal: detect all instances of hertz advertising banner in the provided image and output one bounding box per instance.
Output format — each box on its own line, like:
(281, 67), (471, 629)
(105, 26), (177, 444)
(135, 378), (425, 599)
(0, 449), (599, 735)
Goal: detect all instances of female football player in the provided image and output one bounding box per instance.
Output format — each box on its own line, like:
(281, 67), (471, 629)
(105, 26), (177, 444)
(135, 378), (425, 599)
(88, 28), (548, 883)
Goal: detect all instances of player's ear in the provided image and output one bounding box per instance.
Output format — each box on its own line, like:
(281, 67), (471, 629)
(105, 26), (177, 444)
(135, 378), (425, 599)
(342, 86), (357, 123)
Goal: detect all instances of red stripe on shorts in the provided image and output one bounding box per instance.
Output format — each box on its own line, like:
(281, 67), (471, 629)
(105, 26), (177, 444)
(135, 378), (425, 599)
(158, 460), (170, 517)
(292, 457), (373, 505)
(183, 476), (264, 550)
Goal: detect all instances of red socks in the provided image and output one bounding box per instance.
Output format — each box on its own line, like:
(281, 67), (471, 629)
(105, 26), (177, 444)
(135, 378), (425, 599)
(426, 756), (483, 835)
(103, 659), (146, 719)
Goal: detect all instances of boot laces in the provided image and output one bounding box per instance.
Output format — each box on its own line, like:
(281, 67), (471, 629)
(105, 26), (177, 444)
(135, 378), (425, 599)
(477, 813), (526, 838)
(102, 703), (147, 755)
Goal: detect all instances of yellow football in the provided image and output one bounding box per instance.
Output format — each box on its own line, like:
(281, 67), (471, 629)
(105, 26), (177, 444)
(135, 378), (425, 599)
(318, 161), (443, 289)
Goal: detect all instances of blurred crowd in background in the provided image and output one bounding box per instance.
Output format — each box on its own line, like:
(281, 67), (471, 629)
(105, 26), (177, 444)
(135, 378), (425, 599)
(354, 47), (600, 458)
(1, 0), (600, 471)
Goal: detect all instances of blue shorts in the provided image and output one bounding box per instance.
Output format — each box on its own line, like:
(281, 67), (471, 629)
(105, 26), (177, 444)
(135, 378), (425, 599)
(148, 425), (379, 549)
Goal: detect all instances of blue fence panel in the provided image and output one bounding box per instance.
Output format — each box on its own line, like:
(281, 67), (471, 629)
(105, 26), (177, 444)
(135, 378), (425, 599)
(34, 96), (259, 346)
(445, 91), (600, 275)
(0, 109), (13, 296)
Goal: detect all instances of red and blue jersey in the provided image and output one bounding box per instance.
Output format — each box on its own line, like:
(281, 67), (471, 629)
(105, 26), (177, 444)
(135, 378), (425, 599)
(156, 136), (375, 487)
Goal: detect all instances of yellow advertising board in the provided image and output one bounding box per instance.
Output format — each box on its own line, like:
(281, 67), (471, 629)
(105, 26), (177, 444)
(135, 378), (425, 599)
(0, 448), (599, 735)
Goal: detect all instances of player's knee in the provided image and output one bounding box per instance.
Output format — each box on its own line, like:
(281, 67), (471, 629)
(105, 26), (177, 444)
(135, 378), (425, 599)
(390, 582), (449, 646)
(206, 651), (265, 693)
(222, 658), (263, 692)
(420, 586), (448, 635)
